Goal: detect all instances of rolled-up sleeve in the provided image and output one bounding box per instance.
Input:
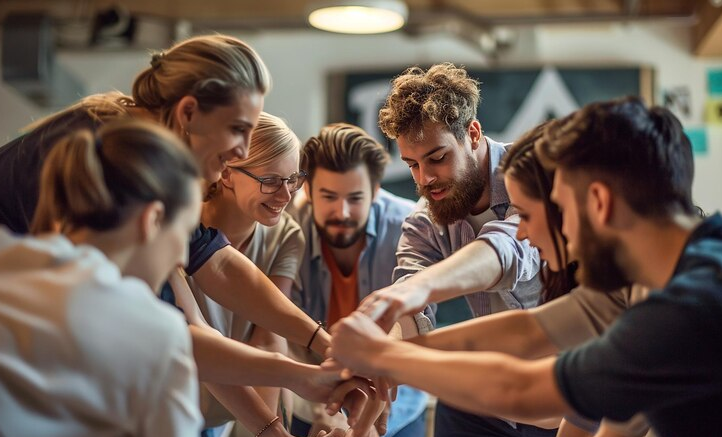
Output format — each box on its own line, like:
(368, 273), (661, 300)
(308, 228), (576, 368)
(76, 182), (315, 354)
(476, 215), (540, 292)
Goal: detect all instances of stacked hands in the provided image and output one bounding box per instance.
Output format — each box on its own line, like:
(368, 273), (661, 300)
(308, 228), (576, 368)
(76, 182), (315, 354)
(312, 285), (419, 437)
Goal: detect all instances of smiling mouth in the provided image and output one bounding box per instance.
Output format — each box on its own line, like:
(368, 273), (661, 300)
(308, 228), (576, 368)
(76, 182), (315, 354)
(262, 203), (284, 213)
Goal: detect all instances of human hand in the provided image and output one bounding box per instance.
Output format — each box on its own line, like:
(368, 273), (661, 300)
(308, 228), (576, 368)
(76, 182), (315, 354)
(327, 312), (391, 376)
(357, 281), (430, 332)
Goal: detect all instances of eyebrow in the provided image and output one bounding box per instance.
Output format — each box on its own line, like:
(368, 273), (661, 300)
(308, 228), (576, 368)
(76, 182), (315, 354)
(232, 120), (255, 128)
(319, 188), (365, 197)
(400, 146), (446, 163)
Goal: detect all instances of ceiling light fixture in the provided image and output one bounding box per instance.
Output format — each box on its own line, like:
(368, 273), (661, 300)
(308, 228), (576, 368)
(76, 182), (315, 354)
(308, 1), (408, 34)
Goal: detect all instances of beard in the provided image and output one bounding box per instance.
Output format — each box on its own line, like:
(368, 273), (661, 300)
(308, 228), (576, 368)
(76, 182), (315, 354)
(417, 153), (486, 226)
(573, 210), (633, 292)
(316, 218), (367, 249)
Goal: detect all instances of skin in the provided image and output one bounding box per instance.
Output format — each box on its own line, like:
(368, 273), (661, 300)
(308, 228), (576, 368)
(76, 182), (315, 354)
(358, 121), (506, 331)
(320, 166), (700, 434)
(308, 166), (378, 275)
(202, 152), (300, 428)
(131, 91), (365, 435)
(305, 165), (386, 437)
(176, 91), (264, 183)
(505, 174), (562, 272)
(68, 181), (202, 293)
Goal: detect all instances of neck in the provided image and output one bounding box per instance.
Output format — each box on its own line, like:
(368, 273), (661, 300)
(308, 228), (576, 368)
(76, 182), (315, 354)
(202, 190), (257, 250)
(66, 227), (135, 274)
(326, 237), (365, 276)
(624, 213), (699, 289)
(470, 136), (491, 215)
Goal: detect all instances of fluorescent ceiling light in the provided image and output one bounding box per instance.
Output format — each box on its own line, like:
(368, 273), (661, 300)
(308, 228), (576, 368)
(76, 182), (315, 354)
(308, 1), (408, 34)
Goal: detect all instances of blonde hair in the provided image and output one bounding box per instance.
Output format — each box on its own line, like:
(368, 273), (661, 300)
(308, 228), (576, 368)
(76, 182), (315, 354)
(379, 63), (479, 141)
(31, 119), (200, 234)
(228, 112), (300, 168)
(23, 91), (131, 133)
(131, 34), (271, 127)
(206, 112), (300, 200)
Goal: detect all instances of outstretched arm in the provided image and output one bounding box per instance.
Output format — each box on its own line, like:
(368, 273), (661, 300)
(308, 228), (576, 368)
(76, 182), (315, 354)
(193, 245), (330, 354)
(409, 306), (557, 359)
(329, 312), (569, 423)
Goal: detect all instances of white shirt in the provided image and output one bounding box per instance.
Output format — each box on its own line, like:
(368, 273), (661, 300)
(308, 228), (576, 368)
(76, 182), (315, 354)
(0, 228), (202, 437)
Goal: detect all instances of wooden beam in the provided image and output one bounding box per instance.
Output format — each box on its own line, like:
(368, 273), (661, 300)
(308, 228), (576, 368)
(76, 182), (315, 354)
(694, 0), (722, 57)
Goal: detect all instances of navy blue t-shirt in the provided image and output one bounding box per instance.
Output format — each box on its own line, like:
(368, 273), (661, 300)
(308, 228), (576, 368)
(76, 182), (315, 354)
(159, 224), (230, 305)
(555, 213), (722, 437)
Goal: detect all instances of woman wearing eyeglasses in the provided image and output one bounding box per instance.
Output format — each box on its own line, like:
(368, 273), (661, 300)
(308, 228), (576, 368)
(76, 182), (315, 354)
(191, 112), (307, 436)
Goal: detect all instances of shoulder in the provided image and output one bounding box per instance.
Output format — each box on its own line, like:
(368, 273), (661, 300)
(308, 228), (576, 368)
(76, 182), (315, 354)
(373, 189), (415, 219)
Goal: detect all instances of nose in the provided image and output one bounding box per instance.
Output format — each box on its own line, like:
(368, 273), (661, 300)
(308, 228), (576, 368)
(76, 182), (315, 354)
(418, 164), (436, 186)
(516, 221), (528, 241)
(224, 145), (248, 162)
(274, 182), (292, 203)
(335, 199), (351, 219)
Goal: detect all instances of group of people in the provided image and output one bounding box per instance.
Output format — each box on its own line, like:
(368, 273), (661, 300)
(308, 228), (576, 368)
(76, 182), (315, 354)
(0, 32), (718, 437)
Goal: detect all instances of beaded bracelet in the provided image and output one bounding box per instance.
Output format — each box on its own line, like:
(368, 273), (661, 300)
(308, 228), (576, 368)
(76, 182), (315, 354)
(306, 321), (324, 351)
(255, 416), (279, 437)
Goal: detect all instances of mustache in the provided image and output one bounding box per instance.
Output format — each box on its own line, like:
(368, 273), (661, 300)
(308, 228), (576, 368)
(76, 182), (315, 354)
(324, 219), (358, 227)
(417, 182), (453, 198)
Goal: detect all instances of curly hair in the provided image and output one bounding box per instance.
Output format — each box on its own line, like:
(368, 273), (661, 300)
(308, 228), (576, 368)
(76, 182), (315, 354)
(378, 63), (480, 141)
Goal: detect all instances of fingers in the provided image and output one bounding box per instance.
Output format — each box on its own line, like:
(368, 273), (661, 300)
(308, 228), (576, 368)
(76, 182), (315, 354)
(390, 385), (398, 402)
(374, 402), (391, 436)
(325, 379), (371, 418)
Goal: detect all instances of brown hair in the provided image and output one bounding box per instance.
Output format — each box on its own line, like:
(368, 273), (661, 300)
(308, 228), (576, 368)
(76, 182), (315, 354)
(378, 62), (480, 141)
(301, 123), (389, 188)
(501, 122), (576, 303)
(31, 119), (200, 234)
(536, 96), (695, 219)
(130, 34), (271, 127)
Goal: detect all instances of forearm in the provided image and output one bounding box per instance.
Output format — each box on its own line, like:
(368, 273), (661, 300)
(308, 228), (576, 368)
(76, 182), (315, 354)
(189, 325), (319, 387)
(204, 383), (286, 436)
(248, 325), (287, 413)
(410, 309), (558, 358)
(193, 248), (330, 353)
(374, 342), (565, 422)
(404, 241), (502, 303)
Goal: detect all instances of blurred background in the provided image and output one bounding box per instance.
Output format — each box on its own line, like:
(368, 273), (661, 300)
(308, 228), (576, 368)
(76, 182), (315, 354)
(1, 0), (721, 211)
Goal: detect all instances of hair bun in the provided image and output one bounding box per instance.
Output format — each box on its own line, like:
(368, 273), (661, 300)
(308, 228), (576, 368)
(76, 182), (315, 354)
(150, 52), (165, 69)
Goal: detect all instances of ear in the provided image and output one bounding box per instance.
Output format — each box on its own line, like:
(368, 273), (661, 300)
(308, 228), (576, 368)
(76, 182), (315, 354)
(468, 120), (482, 149)
(303, 180), (312, 200)
(173, 95), (200, 132)
(586, 181), (613, 228)
(220, 168), (234, 189)
(371, 182), (381, 201)
(138, 201), (165, 244)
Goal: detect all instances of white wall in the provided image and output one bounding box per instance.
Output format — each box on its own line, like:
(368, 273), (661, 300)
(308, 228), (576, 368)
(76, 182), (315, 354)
(1, 20), (721, 211)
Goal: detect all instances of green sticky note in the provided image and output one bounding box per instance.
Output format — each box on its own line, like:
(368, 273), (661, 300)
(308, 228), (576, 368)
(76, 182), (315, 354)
(685, 128), (708, 155)
(709, 69), (722, 96)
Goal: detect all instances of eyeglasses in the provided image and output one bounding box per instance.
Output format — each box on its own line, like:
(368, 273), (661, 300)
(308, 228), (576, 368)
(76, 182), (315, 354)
(230, 167), (307, 194)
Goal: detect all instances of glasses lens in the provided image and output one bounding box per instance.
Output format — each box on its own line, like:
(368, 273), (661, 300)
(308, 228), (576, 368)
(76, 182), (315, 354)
(290, 173), (306, 193)
(261, 177), (283, 194)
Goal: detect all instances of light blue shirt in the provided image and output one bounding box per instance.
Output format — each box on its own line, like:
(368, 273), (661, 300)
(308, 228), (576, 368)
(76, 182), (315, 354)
(291, 188), (416, 323)
(289, 188), (427, 435)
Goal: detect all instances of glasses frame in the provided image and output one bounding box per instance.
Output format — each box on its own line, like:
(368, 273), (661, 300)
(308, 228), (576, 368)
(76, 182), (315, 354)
(230, 166), (307, 194)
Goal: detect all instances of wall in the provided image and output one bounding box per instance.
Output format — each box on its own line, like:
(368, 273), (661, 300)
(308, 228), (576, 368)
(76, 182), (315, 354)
(1, 20), (721, 211)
